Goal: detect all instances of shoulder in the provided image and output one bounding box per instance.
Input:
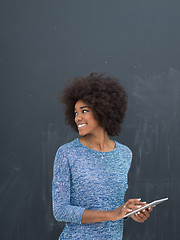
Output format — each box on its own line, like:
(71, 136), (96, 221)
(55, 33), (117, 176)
(53, 139), (78, 169)
(55, 138), (77, 153)
(55, 138), (79, 158)
(115, 141), (132, 154)
(115, 141), (132, 164)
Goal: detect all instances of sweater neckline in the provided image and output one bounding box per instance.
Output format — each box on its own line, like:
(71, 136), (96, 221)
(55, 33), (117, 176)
(76, 138), (117, 154)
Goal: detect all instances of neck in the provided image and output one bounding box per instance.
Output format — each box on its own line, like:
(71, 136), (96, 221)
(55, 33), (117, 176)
(85, 131), (110, 151)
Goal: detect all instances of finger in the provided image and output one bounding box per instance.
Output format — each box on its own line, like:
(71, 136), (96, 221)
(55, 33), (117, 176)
(136, 211), (147, 221)
(126, 198), (141, 204)
(127, 202), (146, 210)
(147, 207), (153, 213)
(133, 213), (144, 223)
(131, 213), (142, 223)
(141, 209), (150, 218)
(125, 199), (147, 213)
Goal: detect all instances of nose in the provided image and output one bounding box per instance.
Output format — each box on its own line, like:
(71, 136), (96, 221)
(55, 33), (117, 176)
(75, 113), (83, 123)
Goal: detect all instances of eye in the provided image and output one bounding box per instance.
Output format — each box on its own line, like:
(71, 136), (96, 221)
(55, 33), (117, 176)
(74, 112), (78, 116)
(82, 109), (89, 113)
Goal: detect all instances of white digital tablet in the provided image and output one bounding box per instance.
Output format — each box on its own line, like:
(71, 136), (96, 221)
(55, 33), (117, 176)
(124, 197), (168, 218)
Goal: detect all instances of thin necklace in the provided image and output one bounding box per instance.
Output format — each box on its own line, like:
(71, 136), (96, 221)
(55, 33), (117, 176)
(85, 136), (107, 159)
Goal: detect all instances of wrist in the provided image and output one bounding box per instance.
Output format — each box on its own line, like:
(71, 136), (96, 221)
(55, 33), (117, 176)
(107, 210), (115, 222)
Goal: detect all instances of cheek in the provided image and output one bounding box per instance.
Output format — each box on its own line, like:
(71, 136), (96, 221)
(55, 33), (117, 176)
(89, 116), (99, 127)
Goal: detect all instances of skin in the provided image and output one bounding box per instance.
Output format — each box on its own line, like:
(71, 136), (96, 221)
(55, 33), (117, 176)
(74, 99), (152, 223)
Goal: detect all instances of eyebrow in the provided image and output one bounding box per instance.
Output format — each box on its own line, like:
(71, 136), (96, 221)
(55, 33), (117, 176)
(74, 106), (90, 110)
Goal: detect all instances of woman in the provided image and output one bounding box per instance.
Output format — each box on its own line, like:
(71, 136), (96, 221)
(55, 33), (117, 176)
(52, 73), (152, 240)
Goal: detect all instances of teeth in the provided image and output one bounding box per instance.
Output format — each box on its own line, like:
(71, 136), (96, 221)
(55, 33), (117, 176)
(78, 124), (86, 128)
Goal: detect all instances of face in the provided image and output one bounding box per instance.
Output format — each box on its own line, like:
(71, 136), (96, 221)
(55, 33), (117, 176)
(74, 100), (101, 136)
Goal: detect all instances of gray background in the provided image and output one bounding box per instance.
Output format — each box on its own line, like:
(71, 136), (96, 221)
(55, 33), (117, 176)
(0, 0), (180, 239)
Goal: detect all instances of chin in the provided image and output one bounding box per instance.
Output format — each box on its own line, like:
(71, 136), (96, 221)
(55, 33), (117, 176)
(78, 131), (85, 136)
(78, 133), (84, 136)
(78, 130), (88, 136)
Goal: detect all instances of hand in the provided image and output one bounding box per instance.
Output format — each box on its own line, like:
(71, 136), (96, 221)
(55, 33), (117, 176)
(110, 199), (146, 221)
(130, 207), (153, 223)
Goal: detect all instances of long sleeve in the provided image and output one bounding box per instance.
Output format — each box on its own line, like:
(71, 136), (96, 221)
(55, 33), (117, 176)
(52, 148), (86, 224)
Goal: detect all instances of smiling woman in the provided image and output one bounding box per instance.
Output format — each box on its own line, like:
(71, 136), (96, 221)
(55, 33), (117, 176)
(52, 73), (152, 240)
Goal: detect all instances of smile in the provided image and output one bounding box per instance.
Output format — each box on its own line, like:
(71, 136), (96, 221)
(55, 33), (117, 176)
(78, 123), (87, 128)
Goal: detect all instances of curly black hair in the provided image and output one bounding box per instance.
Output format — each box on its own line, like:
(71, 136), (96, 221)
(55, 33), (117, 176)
(60, 73), (128, 136)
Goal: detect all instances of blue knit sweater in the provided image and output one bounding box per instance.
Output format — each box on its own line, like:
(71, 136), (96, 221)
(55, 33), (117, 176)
(52, 138), (132, 240)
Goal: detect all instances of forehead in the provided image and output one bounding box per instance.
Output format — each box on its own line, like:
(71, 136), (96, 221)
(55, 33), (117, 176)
(74, 100), (90, 109)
